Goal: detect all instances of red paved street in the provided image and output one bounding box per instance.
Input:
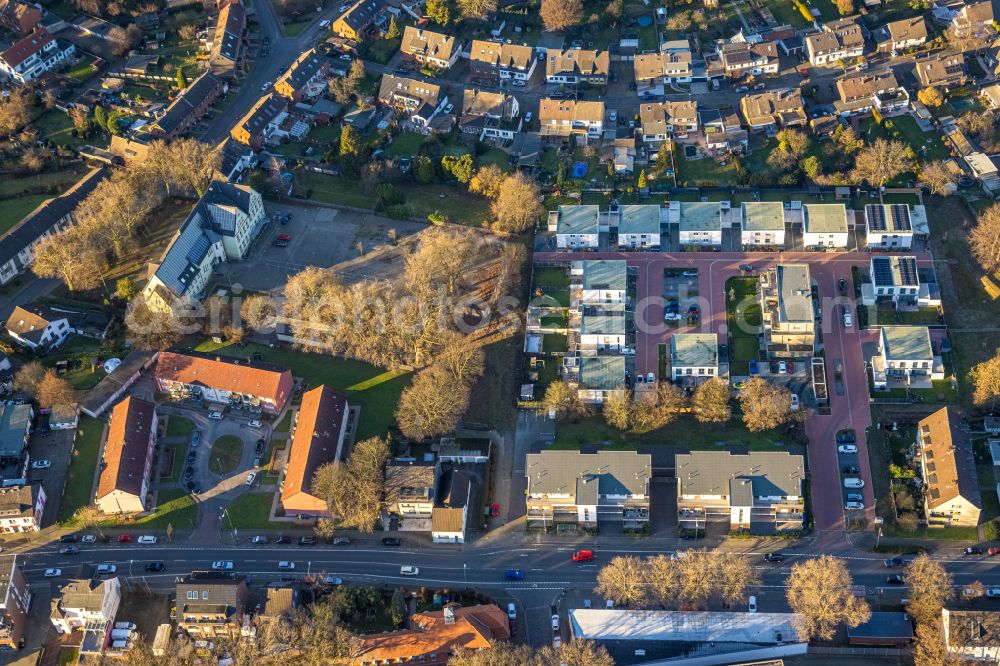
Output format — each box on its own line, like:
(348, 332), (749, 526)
(535, 250), (934, 533)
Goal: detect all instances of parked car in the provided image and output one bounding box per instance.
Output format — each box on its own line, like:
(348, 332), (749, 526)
(277, 561), (295, 569)
(208, 411), (223, 420)
(964, 547), (984, 555)
(846, 493), (863, 502)
(836, 431), (856, 443)
(260, 81), (272, 91)
(490, 503), (500, 517)
(333, 537), (351, 545)
(987, 588), (1000, 598)
(137, 536), (157, 545)
(381, 537), (402, 547)
(748, 595), (757, 613)
(762, 553), (784, 563)
(190, 431), (201, 448)
(790, 394), (799, 411)
(145, 562), (165, 572)
(31, 460), (50, 469)
(507, 602), (517, 619)
(844, 478), (865, 488)
(885, 574), (905, 585)
(59, 534), (77, 543)
(248, 420), (262, 428)
(838, 445), (857, 454)
(551, 607), (559, 631)
(989, 547), (1000, 556)
(739, 264), (754, 272)
(646, 372), (655, 383)
(572, 550), (594, 562)
(298, 536), (316, 546)
(81, 535), (97, 544)
(844, 501), (864, 510)
(59, 546), (79, 555)
(843, 310), (853, 328)
(273, 535), (290, 545)
(251, 536), (269, 545)
(400, 565), (419, 576)
(212, 561), (234, 570)
(524, 111), (533, 123)
(44, 568), (61, 577)
(505, 569), (524, 580)
(118, 535), (132, 544)
(841, 466), (859, 474)
(884, 557), (905, 568)
(245, 472), (257, 486)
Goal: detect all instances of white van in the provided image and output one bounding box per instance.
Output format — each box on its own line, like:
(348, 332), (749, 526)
(208, 411), (224, 420)
(137, 535), (157, 544)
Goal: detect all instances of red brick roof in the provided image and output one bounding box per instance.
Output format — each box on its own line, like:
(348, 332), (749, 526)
(281, 385), (348, 513)
(1, 27), (52, 68)
(96, 396), (155, 500)
(155, 350), (293, 410)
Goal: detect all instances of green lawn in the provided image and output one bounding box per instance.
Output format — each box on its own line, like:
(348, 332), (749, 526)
(533, 267), (570, 289)
(0, 194), (48, 235)
(387, 131), (426, 157)
(62, 364), (103, 390)
(366, 38), (401, 64)
(766, 0), (811, 26)
(540, 313), (568, 328)
(132, 489), (197, 530)
(226, 491), (276, 529)
(478, 148), (513, 172)
(873, 307), (942, 325)
(58, 417), (104, 522)
(162, 443), (188, 482)
(209, 435), (243, 474)
(63, 56), (96, 81)
(676, 153), (740, 188)
(860, 116), (950, 167)
(726, 277), (762, 375)
(542, 334), (568, 353)
(166, 416), (194, 438)
(882, 525), (980, 540)
(191, 341), (411, 442)
(0, 167), (90, 197)
(283, 19), (312, 36)
(274, 410), (293, 433)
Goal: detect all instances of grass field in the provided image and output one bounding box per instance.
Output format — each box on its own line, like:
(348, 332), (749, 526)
(162, 443), (188, 483)
(226, 491), (276, 529)
(533, 267), (570, 289)
(209, 435), (243, 474)
(132, 489), (197, 530)
(726, 277), (762, 375)
(59, 417), (104, 522)
(191, 340), (411, 442)
(542, 334), (568, 353)
(0, 194), (49, 235)
(166, 416), (194, 438)
(387, 131), (426, 157)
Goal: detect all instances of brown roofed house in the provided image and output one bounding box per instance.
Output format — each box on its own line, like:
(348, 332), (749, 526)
(718, 42), (778, 74)
(274, 49), (329, 102)
(209, 0), (246, 79)
(400, 26), (460, 70)
(805, 17), (865, 66)
(280, 385), (349, 517)
(915, 55), (967, 90)
(378, 74), (448, 128)
(638, 100), (699, 144)
(350, 604), (510, 666)
(467, 40), (536, 82)
(230, 94), (287, 148)
(96, 396), (157, 515)
(877, 16), (927, 52)
(5, 303), (70, 350)
(835, 71), (909, 115)
(155, 350), (294, 414)
(538, 98), (605, 140)
(459, 89), (521, 140)
(739, 88), (806, 130)
(0, 0), (41, 36)
(634, 51), (693, 91)
(332, 0), (381, 41)
(545, 49), (610, 84)
(175, 571), (250, 638)
(916, 407), (981, 528)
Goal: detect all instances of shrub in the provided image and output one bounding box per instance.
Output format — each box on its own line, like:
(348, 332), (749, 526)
(385, 204), (412, 219)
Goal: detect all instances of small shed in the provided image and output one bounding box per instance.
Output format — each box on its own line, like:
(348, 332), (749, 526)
(848, 612), (914, 646)
(835, 186), (851, 200)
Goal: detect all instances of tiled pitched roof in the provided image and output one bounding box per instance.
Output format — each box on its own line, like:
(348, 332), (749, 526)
(378, 74), (442, 107)
(740, 88), (805, 126)
(5, 303), (58, 342)
(467, 40), (533, 70)
(918, 407), (981, 511)
(352, 605), (509, 663)
(0, 27), (52, 68)
(212, 1), (245, 64)
(546, 49), (609, 77)
(538, 98), (605, 123)
(281, 385), (348, 509)
(431, 506), (464, 533)
(152, 71), (222, 135)
(0, 485), (36, 521)
(96, 396), (155, 500)
(155, 350), (293, 405)
(401, 26), (456, 62)
(275, 49), (326, 96)
(233, 94), (286, 142)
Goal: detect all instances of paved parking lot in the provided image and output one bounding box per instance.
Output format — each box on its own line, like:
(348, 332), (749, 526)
(26, 427), (77, 528)
(222, 202), (426, 294)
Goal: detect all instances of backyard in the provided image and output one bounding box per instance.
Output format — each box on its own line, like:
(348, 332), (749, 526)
(725, 277), (762, 375)
(59, 417), (104, 522)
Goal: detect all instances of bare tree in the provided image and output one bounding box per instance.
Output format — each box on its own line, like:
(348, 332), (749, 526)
(595, 555), (649, 607)
(107, 24), (141, 56)
(906, 554), (954, 627)
(851, 138), (913, 188)
(450, 643), (538, 665)
(540, 0), (583, 30)
(395, 365), (470, 440)
(539, 640), (615, 666)
(738, 377), (792, 432)
(913, 619), (957, 666)
(329, 59), (366, 104)
(456, 0), (497, 20)
(404, 227), (476, 295)
(124, 294), (185, 350)
(313, 436), (390, 531)
(240, 293), (276, 332)
(31, 225), (107, 292)
(435, 332), (485, 384)
(970, 203), (1000, 273)
(469, 164), (505, 200)
(542, 381), (590, 419)
(693, 377), (732, 423)
(491, 172), (542, 233)
(37, 370), (77, 407)
(602, 389), (633, 431)
(632, 382), (687, 432)
(68, 105), (90, 132)
(645, 554), (680, 608)
(0, 88), (31, 138)
(962, 580), (986, 600)
(13, 362), (47, 398)
(969, 350), (1000, 411)
(919, 160), (955, 196)
(786, 555), (871, 640)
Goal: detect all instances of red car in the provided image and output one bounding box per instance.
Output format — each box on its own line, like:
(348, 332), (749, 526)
(276, 234), (290, 242)
(989, 547), (1000, 556)
(490, 503), (500, 518)
(117, 535), (131, 544)
(572, 550), (594, 562)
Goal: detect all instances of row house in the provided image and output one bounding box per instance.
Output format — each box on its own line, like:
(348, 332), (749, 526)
(675, 201), (723, 247)
(274, 49), (329, 102)
(378, 74), (448, 129)
(835, 71), (910, 116)
(51, 577), (120, 635)
(580, 303), (625, 351)
(0, 556), (30, 651)
(575, 260), (627, 304)
(0, 27), (73, 83)
(466, 40), (536, 82)
(230, 94), (287, 148)
(0, 0), (41, 36)
(718, 42), (778, 76)
(916, 408), (981, 528)
(805, 17), (865, 66)
(459, 89), (520, 142)
(95, 397), (157, 515)
(545, 49), (609, 85)
(739, 88), (806, 132)
(280, 386), (349, 518)
(638, 100), (698, 144)
(874, 16), (928, 52)
(207, 0), (246, 80)
(155, 350), (294, 415)
(759, 263), (815, 358)
(0, 485), (44, 533)
(617, 204), (661, 249)
(633, 50), (692, 94)
(915, 55), (966, 91)
(741, 201), (785, 247)
(538, 99), (604, 141)
(176, 572), (249, 639)
(332, 0), (381, 41)
(401, 26), (460, 70)
(150, 71), (225, 140)
(670, 333), (719, 382)
(549, 204), (599, 249)
(578, 356), (625, 404)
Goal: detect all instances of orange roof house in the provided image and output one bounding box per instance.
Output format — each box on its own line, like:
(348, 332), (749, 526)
(155, 350), (293, 414)
(280, 385), (349, 517)
(351, 604), (510, 666)
(96, 396), (158, 514)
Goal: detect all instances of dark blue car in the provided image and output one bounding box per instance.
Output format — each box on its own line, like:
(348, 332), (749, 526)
(505, 569), (524, 580)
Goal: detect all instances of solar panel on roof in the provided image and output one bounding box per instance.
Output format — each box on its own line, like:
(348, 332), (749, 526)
(867, 204), (887, 231)
(898, 257), (918, 286)
(889, 205), (911, 232)
(872, 257), (892, 286)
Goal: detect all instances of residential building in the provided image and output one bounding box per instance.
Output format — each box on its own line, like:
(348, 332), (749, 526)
(617, 204), (661, 249)
(257, 586), (299, 623)
(155, 350), (294, 414)
(741, 201), (785, 247)
(915, 55), (966, 90)
(805, 18), (865, 66)
(916, 408), (982, 527)
(50, 577), (121, 634)
(869, 255), (920, 304)
(567, 609), (808, 664)
(0, 168), (105, 286)
(760, 263), (815, 357)
(230, 94), (287, 148)
(575, 260), (626, 304)
(150, 71), (224, 140)
(675, 201), (723, 247)
(676, 450), (805, 533)
(384, 460), (438, 518)
(613, 138), (634, 174)
(670, 333), (718, 381)
(5, 304), (69, 350)
(739, 88), (806, 131)
(580, 303), (626, 351)
(274, 49), (329, 102)
(207, 0), (245, 79)
(538, 99), (604, 140)
(633, 50), (692, 94)
(549, 204), (599, 249)
(700, 109), (748, 154)
(175, 571), (250, 639)
(95, 396), (157, 515)
(431, 506), (466, 543)
(873, 325), (942, 390)
(459, 89), (520, 142)
(401, 27), (459, 70)
(638, 101), (698, 143)
(0, 403), (32, 481)
(0, 1), (41, 36)
(0, 28), (73, 83)
(467, 41), (536, 82)
(350, 605), (510, 666)
(525, 450), (651, 529)
(0, 555), (30, 651)
(545, 49), (610, 85)
(848, 612), (915, 647)
(332, 0), (380, 41)
(577, 355), (625, 403)
(378, 74), (448, 128)
(0, 485), (44, 533)
(142, 183), (266, 310)
(865, 203), (913, 248)
(802, 203), (849, 249)
(280, 385), (349, 518)
(945, 0), (995, 45)
(941, 609), (1000, 662)
(835, 72), (910, 116)
(874, 16), (928, 52)
(718, 42), (779, 76)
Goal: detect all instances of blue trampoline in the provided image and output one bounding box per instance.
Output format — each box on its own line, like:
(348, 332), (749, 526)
(572, 162), (587, 178)
(637, 15), (652, 26)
